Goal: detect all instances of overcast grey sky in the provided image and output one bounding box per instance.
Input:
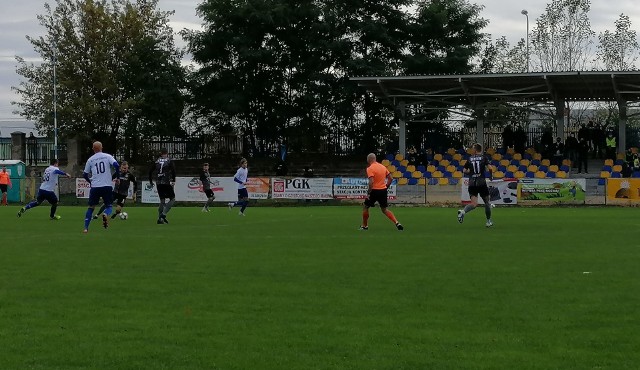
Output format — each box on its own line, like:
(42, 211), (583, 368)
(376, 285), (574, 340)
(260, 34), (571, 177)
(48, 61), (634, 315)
(1, 0), (639, 133)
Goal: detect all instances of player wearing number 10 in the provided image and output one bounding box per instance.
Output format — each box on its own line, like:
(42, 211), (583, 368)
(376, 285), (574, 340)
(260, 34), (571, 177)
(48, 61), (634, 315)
(82, 141), (120, 233)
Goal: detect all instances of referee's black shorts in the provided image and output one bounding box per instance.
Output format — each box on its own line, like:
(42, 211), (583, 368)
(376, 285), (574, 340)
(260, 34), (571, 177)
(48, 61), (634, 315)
(364, 188), (389, 208)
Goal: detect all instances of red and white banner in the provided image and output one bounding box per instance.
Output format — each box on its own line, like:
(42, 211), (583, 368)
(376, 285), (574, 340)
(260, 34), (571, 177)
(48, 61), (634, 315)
(271, 178), (333, 199)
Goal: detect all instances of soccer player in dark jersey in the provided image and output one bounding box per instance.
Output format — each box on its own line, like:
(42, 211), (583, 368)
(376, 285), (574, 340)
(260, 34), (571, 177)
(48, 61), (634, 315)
(149, 148), (176, 224)
(457, 143), (494, 227)
(200, 162), (215, 212)
(94, 161), (137, 220)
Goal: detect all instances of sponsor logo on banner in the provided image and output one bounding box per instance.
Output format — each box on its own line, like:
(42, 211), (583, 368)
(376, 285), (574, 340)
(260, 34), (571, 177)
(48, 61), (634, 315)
(271, 178), (333, 199)
(246, 178), (270, 199)
(461, 178), (518, 205)
(141, 177), (267, 203)
(518, 178), (586, 202)
(333, 178), (397, 199)
(606, 178), (640, 203)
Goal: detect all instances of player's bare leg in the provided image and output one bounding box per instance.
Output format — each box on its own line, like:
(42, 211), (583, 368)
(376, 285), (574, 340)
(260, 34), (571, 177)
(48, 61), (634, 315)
(360, 205), (370, 230)
(381, 206), (403, 230)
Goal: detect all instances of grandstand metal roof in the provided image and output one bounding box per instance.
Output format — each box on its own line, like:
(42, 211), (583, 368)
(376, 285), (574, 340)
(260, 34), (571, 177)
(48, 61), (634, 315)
(351, 71), (640, 107)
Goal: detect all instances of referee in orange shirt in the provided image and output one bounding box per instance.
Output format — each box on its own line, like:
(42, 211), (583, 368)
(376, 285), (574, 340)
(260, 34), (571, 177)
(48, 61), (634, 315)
(0, 166), (12, 206)
(360, 153), (403, 231)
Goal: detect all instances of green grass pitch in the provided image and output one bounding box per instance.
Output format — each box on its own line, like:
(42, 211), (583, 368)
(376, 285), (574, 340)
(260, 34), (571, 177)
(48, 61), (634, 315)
(1, 204), (639, 369)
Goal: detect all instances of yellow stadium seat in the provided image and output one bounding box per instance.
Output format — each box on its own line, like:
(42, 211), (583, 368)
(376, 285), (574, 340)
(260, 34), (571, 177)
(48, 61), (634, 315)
(453, 171), (463, 179)
(541, 159), (551, 166)
(432, 171), (444, 178)
(499, 159), (510, 167)
(556, 171), (567, 178)
(447, 148), (456, 156)
(604, 159), (614, 166)
(459, 159), (467, 167)
(387, 165), (397, 173)
(613, 165), (622, 173)
(548, 165), (559, 172)
(632, 147), (639, 154)
(519, 159), (530, 167)
(446, 165), (457, 173)
(514, 171), (525, 179)
(438, 178), (449, 185)
(533, 153), (542, 160)
(507, 165), (518, 173)
(600, 171), (611, 178)
(535, 171), (546, 179)
(492, 153), (503, 161)
(453, 153), (463, 161)
(486, 147), (496, 155)
(507, 147), (515, 155)
(406, 165), (416, 172)
(439, 159), (450, 167)
(562, 159), (572, 167)
(527, 165), (538, 173)
(466, 148), (474, 155)
(381, 159), (390, 166)
(526, 148), (536, 155)
(412, 171), (422, 179)
(398, 178), (409, 185)
(434, 153), (443, 161)
(493, 171), (505, 179)
(392, 171), (402, 179)
(617, 152), (626, 160)
(400, 159), (409, 167)
(513, 153), (522, 160)
(427, 165), (436, 173)
(418, 178), (426, 185)
(395, 153), (404, 161)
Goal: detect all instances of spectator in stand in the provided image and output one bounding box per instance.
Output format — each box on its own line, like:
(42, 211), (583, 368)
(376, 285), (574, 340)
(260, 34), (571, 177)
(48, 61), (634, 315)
(406, 146), (418, 166)
(541, 128), (554, 160)
(578, 123), (590, 153)
(565, 133), (579, 169)
(502, 125), (514, 150)
(552, 137), (565, 166)
(27, 132), (38, 166)
(587, 121), (596, 157)
(577, 137), (589, 174)
(593, 123), (605, 159)
(605, 131), (617, 160)
(303, 165), (314, 178)
(275, 160), (288, 176)
(632, 153), (640, 172)
(514, 125), (527, 154)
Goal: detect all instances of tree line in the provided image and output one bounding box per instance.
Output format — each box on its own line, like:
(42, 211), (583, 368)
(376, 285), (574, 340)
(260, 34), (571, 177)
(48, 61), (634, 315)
(12, 0), (640, 160)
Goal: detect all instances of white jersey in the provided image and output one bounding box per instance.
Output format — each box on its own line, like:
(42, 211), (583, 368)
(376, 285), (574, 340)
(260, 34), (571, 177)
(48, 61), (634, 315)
(84, 152), (118, 188)
(40, 165), (66, 192)
(234, 167), (248, 189)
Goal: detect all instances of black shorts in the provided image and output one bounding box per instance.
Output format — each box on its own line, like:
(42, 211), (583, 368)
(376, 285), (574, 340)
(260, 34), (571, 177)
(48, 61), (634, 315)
(468, 184), (489, 198)
(0, 184), (7, 193)
(113, 193), (127, 207)
(364, 189), (389, 208)
(204, 189), (214, 198)
(157, 184), (175, 199)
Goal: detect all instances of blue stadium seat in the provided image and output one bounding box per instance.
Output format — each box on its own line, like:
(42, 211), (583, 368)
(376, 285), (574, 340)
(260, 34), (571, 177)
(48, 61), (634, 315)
(449, 178), (459, 185)
(615, 159), (625, 165)
(417, 165), (426, 172)
(403, 171), (412, 179)
(444, 154), (453, 161)
(633, 171), (640, 178)
(386, 154), (394, 161)
(428, 178), (439, 185)
(497, 147), (506, 155)
(444, 171), (453, 178)
(391, 160), (400, 167)
(456, 148), (466, 155)
(560, 165), (570, 172)
(498, 165), (507, 172)
(546, 172), (556, 178)
(505, 171), (514, 178)
(407, 178), (418, 185)
(602, 165), (612, 172)
(525, 171), (535, 178)
(423, 171), (432, 179)
(491, 160), (500, 166)
(397, 166), (407, 173)
(598, 178), (606, 186)
(510, 159), (520, 166)
(450, 160), (459, 167)
(611, 172), (622, 178)
(531, 159), (541, 166)
(538, 165), (548, 172)
(524, 153), (533, 160)
(437, 165), (446, 172)
(518, 165), (528, 172)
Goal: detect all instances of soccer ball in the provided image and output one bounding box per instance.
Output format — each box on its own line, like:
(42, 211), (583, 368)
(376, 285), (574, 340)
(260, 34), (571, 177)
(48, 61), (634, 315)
(120, 212), (128, 220)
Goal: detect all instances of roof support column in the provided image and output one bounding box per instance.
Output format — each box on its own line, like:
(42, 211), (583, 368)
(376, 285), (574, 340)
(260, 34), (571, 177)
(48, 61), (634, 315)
(555, 100), (565, 140)
(398, 102), (406, 156)
(476, 117), (484, 147)
(618, 100), (627, 153)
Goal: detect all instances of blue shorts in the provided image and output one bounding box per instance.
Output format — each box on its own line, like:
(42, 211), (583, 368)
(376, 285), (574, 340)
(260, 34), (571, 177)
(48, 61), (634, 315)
(88, 186), (113, 207)
(37, 189), (58, 204)
(238, 188), (249, 199)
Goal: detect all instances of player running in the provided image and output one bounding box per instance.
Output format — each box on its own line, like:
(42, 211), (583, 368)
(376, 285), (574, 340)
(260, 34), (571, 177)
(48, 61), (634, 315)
(82, 141), (120, 233)
(228, 158), (249, 216)
(360, 153), (403, 231)
(149, 148), (176, 224)
(200, 162), (215, 212)
(457, 143), (494, 227)
(93, 161), (137, 220)
(17, 158), (71, 219)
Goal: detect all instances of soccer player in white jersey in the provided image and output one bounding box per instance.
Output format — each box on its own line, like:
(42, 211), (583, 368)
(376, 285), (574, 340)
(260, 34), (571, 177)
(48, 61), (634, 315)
(17, 158), (71, 219)
(228, 158), (249, 216)
(82, 141), (119, 233)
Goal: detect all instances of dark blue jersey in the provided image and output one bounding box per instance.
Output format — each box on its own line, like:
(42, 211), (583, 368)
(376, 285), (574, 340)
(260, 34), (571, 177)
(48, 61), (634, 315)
(465, 154), (490, 186)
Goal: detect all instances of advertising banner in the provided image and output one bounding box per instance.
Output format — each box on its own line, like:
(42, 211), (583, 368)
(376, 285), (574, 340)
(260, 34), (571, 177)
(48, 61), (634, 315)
(246, 177), (270, 199)
(271, 178), (333, 199)
(332, 178), (397, 200)
(518, 178), (586, 203)
(606, 178), (640, 204)
(461, 178), (518, 205)
(141, 177), (255, 203)
(76, 178), (134, 199)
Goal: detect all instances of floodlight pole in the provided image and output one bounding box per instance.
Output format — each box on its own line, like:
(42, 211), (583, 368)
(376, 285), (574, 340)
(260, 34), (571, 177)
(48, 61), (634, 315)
(53, 40), (58, 161)
(521, 9), (529, 73)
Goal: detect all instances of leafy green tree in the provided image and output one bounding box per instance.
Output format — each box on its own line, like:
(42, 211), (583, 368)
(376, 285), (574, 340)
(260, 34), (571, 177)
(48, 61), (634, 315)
(13, 0), (185, 159)
(597, 13), (639, 70)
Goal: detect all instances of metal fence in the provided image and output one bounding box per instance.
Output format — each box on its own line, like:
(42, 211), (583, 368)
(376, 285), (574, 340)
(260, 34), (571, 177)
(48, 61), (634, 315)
(0, 138), (10, 160)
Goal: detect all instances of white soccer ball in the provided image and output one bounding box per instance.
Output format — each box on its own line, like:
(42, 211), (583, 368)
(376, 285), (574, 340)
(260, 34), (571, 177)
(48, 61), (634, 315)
(120, 212), (128, 220)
